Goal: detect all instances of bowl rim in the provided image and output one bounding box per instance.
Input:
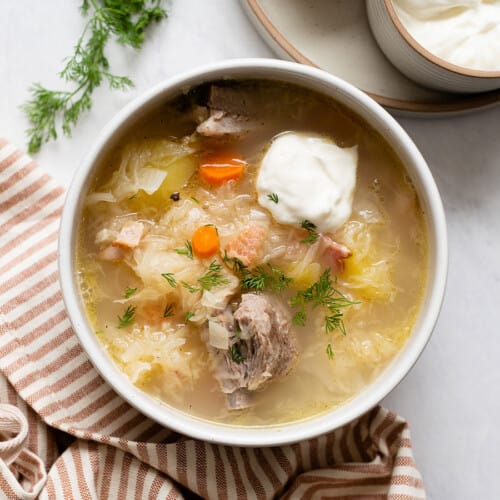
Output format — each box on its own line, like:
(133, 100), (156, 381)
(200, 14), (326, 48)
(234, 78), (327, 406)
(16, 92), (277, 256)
(59, 58), (448, 447)
(383, 0), (500, 78)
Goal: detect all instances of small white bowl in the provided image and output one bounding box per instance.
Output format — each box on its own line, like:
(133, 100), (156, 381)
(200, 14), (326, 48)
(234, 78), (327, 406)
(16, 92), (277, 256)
(366, 0), (500, 94)
(59, 59), (447, 447)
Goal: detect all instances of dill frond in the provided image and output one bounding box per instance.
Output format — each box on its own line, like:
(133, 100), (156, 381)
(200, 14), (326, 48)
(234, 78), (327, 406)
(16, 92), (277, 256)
(22, 0), (167, 153)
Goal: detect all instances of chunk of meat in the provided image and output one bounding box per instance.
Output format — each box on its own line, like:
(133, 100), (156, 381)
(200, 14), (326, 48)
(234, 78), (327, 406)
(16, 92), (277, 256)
(203, 294), (297, 410)
(320, 235), (352, 273)
(207, 86), (260, 116)
(196, 86), (261, 138)
(113, 222), (144, 249)
(234, 294), (296, 390)
(95, 228), (118, 245)
(224, 224), (266, 266)
(99, 245), (127, 261)
(196, 109), (258, 137)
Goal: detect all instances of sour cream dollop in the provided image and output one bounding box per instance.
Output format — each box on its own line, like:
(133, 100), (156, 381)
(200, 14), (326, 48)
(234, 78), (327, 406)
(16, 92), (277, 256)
(256, 132), (357, 234)
(393, 0), (500, 71)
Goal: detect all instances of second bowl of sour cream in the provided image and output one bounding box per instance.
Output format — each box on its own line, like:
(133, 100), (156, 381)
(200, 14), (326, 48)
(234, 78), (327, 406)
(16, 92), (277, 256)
(366, 0), (500, 93)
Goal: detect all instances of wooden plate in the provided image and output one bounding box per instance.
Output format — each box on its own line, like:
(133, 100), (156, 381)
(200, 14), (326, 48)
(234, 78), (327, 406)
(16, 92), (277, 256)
(241, 0), (500, 114)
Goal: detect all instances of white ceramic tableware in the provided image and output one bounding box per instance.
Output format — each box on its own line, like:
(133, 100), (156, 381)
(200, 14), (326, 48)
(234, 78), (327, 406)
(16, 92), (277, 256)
(59, 59), (447, 447)
(366, 0), (500, 94)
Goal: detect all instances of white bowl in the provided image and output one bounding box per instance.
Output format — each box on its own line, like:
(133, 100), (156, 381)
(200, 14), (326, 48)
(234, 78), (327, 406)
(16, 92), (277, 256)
(366, 0), (500, 94)
(59, 59), (447, 447)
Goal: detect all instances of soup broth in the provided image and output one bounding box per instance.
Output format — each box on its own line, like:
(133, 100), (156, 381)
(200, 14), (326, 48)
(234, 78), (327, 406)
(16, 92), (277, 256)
(78, 80), (427, 425)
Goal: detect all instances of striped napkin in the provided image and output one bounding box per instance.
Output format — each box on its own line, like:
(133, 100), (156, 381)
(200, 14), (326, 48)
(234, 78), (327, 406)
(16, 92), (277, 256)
(0, 138), (426, 499)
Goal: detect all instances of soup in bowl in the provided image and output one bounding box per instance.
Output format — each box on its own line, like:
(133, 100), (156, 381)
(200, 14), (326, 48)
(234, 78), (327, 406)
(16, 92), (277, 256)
(59, 59), (447, 446)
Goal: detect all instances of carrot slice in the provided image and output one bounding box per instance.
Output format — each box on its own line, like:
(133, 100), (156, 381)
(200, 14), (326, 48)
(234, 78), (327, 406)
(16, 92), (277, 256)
(199, 154), (246, 186)
(192, 225), (219, 259)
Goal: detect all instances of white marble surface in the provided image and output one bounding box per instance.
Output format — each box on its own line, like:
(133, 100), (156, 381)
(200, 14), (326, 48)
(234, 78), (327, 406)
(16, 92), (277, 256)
(1, 1), (499, 498)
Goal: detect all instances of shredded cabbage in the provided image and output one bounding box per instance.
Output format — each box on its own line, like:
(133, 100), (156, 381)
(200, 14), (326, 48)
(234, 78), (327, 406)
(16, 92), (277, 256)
(340, 219), (397, 302)
(92, 139), (195, 201)
(208, 320), (230, 350)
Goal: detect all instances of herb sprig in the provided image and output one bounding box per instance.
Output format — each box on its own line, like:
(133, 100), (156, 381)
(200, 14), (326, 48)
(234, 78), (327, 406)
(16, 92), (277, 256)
(182, 261), (230, 293)
(163, 304), (174, 318)
(300, 219), (320, 245)
(240, 264), (292, 293)
(123, 287), (137, 298)
(290, 269), (357, 335)
(175, 240), (193, 260)
(326, 343), (334, 360)
(267, 193), (279, 204)
(222, 251), (246, 273)
(198, 261), (230, 290)
(230, 343), (245, 364)
(117, 305), (136, 329)
(22, 0), (167, 153)
(161, 273), (177, 288)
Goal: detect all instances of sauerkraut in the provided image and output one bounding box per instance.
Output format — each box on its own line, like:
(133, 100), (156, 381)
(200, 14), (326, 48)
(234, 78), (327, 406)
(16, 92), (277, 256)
(77, 80), (427, 425)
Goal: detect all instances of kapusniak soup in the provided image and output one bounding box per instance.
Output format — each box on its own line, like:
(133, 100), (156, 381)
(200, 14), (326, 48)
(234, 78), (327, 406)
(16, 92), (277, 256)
(77, 81), (427, 425)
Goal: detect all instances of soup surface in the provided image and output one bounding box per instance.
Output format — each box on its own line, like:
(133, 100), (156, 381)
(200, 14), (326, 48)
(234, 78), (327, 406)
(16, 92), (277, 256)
(78, 80), (427, 425)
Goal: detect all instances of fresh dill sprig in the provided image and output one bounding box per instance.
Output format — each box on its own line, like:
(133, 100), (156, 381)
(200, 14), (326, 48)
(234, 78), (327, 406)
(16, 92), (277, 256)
(300, 219), (319, 245)
(181, 281), (201, 294)
(292, 310), (307, 327)
(161, 272), (177, 288)
(22, 0), (167, 154)
(163, 304), (174, 318)
(175, 240), (193, 260)
(123, 287), (137, 298)
(230, 343), (245, 364)
(240, 264), (292, 293)
(267, 193), (279, 204)
(198, 261), (230, 291)
(182, 261), (230, 294)
(290, 269), (357, 334)
(326, 343), (334, 360)
(184, 311), (194, 324)
(117, 305), (136, 329)
(222, 250), (247, 273)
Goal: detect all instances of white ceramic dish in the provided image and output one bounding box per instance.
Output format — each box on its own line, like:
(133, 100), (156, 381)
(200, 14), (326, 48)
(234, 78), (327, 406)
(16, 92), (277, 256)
(241, 0), (500, 114)
(366, 0), (500, 94)
(59, 59), (448, 447)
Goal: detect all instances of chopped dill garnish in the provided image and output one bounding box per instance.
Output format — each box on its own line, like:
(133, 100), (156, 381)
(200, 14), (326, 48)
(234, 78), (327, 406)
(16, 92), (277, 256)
(128, 194), (137, 200)
(181, 281), (200, 294)
(161, 272), (177, 288)
(300, 219), (319, 245)
(230, 343), (245, 364)
(222, 250), (246, 273)
(175, 240), (193, 260)
(240, 264), (292, 293)
(184, 311), (194, 324)
(290, 269), (357, 335)
(163, 304), (174, 318)
(292, 310), (307, 327)
(181, 261), (230, 294)
(267, 193), (279, 204)
(117, 305), (136, 329)
(123, 287), (137, 299)
(326, 343), (334, 360)
(191, 196), (199, 204)
(198, 261), (230, 291)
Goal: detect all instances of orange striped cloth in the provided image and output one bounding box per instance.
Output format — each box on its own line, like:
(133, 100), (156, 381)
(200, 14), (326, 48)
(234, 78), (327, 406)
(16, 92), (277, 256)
(0, 138), (426, 499)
